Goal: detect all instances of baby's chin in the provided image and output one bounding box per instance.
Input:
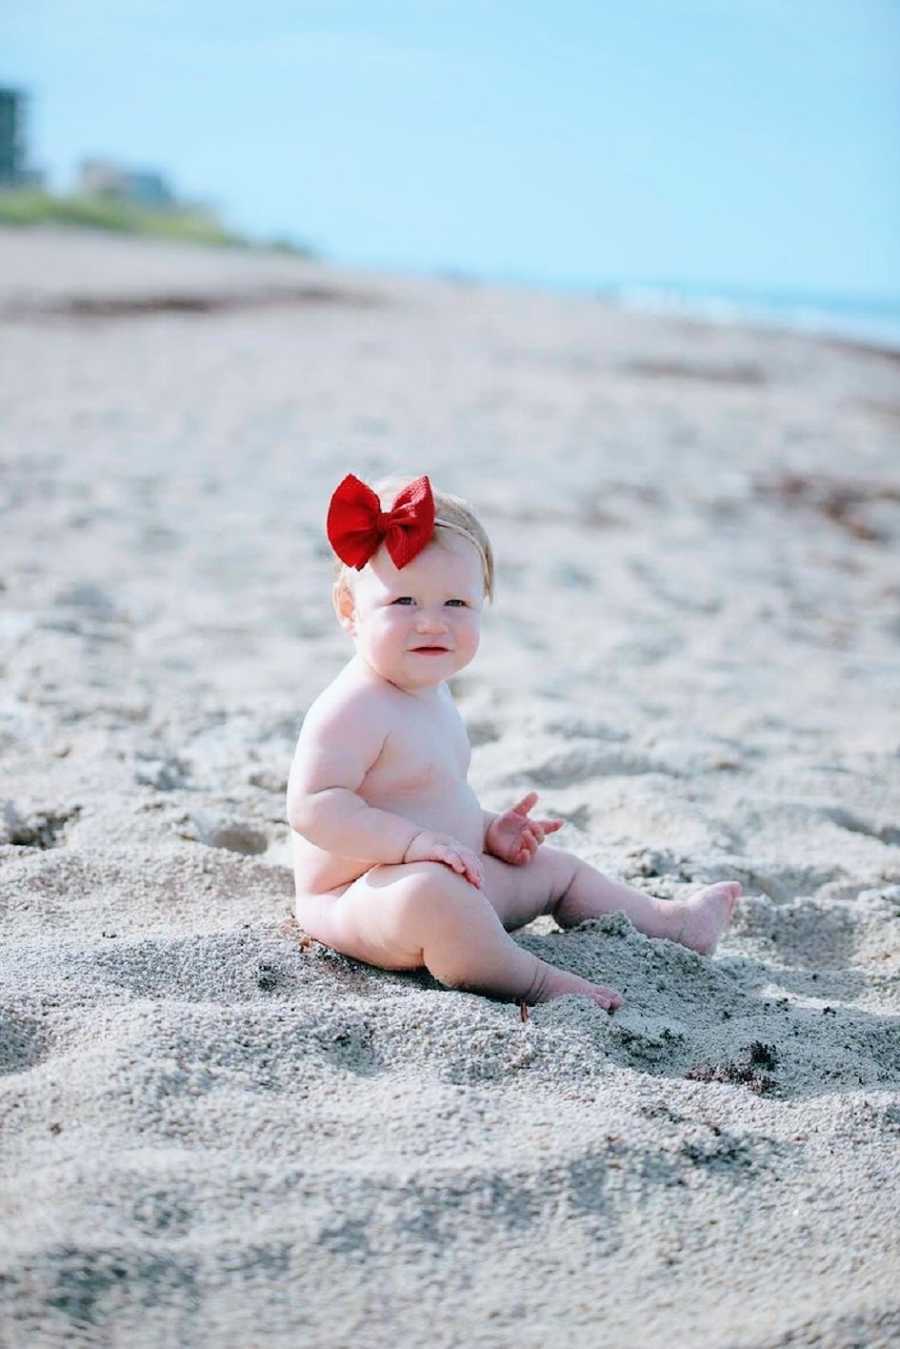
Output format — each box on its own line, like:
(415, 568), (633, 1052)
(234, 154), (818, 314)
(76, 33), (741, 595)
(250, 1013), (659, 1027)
(398, 656), (456, 685)
(371, 652), (466, 689)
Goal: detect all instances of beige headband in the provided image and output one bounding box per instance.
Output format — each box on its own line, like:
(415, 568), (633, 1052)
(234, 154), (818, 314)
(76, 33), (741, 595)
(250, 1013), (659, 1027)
(433, 517), (491, 586)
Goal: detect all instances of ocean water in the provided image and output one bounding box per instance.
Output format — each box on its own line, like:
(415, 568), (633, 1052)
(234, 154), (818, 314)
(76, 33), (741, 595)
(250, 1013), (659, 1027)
(596, 280), (900, 352)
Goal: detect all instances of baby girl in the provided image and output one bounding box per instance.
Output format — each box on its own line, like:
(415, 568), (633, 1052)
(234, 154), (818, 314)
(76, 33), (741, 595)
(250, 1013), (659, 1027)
(287, 473), (741, 1011)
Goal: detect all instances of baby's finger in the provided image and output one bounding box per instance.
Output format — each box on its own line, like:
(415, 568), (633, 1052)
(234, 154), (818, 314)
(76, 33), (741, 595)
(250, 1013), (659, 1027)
(515, 838), (534, 864)
(511, 791), (538, 817)
(537, 818), (565, 834)
(437, 848), (465, 875)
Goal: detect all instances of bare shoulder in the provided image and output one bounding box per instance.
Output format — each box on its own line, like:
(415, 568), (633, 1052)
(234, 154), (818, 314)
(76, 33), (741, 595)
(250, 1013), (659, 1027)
(287, 664), (396, 810)
(299, 664), (395, 742)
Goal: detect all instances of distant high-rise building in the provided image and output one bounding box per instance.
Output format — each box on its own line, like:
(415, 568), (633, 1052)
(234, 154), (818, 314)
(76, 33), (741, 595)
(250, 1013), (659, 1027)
(0, 87), (44, 187)
(0, 87), (26, 185)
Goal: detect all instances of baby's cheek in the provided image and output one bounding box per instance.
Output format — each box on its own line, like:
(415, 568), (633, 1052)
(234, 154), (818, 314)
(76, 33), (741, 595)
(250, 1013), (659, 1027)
(458, 619), (481, 657)
(372, 613), (406, 641)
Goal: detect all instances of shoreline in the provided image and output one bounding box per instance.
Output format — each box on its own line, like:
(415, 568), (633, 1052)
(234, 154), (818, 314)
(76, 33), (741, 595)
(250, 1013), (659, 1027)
(4, 224), (900, 361)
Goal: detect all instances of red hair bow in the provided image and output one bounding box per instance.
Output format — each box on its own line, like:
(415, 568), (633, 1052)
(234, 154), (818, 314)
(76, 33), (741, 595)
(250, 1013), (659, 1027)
(326, 473), (436, 570)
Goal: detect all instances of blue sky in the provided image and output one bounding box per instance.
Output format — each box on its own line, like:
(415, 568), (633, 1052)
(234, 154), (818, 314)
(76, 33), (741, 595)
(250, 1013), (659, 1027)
(4, 1), (899, 295)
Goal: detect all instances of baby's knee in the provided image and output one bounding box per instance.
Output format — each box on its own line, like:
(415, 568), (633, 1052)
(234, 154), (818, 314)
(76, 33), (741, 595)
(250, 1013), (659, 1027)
(345, 862), (483, 972)
(377, 862), (488, 946)
(389, 861), (480, 918)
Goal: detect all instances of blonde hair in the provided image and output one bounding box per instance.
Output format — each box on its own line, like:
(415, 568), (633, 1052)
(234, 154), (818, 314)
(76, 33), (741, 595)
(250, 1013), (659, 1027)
(332, 475), (494, 600)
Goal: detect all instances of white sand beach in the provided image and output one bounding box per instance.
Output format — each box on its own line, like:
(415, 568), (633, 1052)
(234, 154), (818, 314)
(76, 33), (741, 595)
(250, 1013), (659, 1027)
(1, 226), (899, 1348)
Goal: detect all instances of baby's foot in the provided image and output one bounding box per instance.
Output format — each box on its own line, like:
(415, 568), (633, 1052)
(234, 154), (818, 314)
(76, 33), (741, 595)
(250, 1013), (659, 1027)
(526, 959), (623, 1012)
(670, 881), (742, 955)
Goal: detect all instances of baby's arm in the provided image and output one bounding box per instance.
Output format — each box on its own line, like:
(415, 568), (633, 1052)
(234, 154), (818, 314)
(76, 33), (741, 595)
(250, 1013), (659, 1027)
(287, 692), (484, 886)
(287, 694), (416, 863)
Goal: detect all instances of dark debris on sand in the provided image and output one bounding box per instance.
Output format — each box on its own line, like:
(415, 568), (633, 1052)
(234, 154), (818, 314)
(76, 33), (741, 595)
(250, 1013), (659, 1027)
(753, 470), (900, 544)
(685, 1041), (780, 1096)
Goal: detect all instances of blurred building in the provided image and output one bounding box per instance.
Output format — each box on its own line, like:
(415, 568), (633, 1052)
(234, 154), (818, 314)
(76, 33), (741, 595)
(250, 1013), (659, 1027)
(78, 158), (177, 208)
(0, 87), (44, 187)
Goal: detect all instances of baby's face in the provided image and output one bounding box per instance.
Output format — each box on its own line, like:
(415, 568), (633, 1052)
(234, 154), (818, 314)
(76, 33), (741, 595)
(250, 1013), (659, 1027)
(335, 533), (484, 693)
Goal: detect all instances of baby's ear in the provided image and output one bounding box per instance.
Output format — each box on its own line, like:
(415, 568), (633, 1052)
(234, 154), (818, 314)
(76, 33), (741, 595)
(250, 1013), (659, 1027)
(333, 579), (356, 635)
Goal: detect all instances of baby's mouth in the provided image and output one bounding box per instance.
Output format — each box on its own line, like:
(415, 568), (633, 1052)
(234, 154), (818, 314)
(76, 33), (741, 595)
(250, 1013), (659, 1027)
(411, 645), (450, 653)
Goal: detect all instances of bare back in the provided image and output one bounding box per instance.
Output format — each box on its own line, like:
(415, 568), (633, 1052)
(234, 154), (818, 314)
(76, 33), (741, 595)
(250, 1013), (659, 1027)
(289, 658), (485, 895)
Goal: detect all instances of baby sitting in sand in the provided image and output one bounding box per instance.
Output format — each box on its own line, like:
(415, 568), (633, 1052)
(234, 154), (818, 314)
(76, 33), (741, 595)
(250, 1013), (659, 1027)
(287, 473), (741, 1010)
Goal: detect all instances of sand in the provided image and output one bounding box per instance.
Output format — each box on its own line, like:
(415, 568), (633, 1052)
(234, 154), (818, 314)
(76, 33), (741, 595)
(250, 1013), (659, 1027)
(1, 225), (899, 1348)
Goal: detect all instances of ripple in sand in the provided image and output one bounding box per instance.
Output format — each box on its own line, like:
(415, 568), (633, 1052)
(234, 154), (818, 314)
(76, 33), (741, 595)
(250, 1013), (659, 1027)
(176, 810), (269, 855)
(498, 745), (676, 789)
(41, 1245), (201, 1332)
(134, 751), (191, 791)
(0, 799), (81, 848)
(0, 1010), (49, 1073)
(733, 893), (900, 970)
(623, 357), (767, 385)
(2, 932), (330, 1011)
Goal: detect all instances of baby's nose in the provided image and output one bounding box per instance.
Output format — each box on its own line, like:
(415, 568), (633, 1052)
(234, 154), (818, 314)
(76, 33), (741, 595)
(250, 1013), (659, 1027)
(416, 609), (448, 631)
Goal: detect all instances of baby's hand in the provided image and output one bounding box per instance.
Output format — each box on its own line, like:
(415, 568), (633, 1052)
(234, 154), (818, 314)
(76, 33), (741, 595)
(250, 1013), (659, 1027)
(485, 792), (563, 866)
(402, 830), (485, 889)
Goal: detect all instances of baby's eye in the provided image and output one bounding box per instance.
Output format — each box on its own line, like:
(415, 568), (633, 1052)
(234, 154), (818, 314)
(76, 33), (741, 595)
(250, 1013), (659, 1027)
(445, 599), (467, 607)
(392, 597), (415, 605)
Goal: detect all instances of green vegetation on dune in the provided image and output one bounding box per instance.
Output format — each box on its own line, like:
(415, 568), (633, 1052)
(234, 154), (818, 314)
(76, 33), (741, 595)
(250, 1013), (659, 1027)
(0, 188), (314, 256)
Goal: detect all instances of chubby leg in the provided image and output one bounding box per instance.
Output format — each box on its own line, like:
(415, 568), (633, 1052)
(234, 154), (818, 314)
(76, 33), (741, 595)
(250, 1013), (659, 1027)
(482, 846), (741, 955)
(294, 861), (622, 1009)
